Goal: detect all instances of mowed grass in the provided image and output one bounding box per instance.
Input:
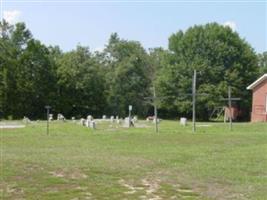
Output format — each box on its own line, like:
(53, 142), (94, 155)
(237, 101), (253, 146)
(0, 120), (266, 200)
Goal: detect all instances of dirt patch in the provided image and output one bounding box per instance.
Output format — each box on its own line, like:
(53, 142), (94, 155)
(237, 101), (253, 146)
(152, 170), (246, 200)
(138, 175), (247, 200)
(141, 179), (161, 200)
(118, 178), (162, 200)
(75, 186), (88, 191)
(49, 170), (65, 178)
(118, 179), (139, 194)
(69, 171), (88, 180)
(49, 169), (88, 180)
(74, 187), (92, 199)
(0, 183), (25, 199)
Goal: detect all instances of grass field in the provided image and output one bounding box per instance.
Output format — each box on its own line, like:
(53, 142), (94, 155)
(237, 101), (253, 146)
(1, 120), (266, 200)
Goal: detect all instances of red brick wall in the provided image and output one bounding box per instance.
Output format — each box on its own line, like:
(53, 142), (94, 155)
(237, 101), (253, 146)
(251, 79), (267, 122)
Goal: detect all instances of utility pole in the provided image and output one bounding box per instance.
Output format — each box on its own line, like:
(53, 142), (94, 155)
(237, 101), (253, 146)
(228, 86), (232, 131)
(153, 87), (159, 133)
(144, 86), (164, 133)
(45, 105), (51, 135)
(192, 70), (196, 133)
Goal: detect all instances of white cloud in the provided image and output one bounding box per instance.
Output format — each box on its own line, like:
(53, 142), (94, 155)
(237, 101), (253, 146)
(93, 46), (104, 52)
(3, 10), (21, 24)
(223, 21), (237, 32)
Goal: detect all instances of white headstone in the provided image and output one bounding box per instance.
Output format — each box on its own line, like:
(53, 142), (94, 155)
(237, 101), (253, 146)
(180, 117), (187, 126)
(110, 116), (114, 123)
(133, 116), (138, 123)
(57, 113), (65, 121)
(124, 117), (134, 127)
(23, 116), (30, 124)
(87, 115), (93, 121)
(49, 114), (53, 121)
(116, 118), (121, 124)
(102, 115), (106, 120)
(124, 117), (130, 127)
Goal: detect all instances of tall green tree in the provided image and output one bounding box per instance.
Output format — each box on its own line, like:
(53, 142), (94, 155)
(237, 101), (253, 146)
(0, 22), (33, 118)
(57, 46), (106, 118)
(0, 21), (12, 117)
(104, 33), (151, 117)
(0, 21), (57, 119)
(15, 39), (58, 118)
(157, 23), (258, 120)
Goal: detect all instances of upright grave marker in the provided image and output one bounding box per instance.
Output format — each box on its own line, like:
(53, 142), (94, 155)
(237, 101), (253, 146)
(144, 87), (165, 133)
(221, 86), (241, 131)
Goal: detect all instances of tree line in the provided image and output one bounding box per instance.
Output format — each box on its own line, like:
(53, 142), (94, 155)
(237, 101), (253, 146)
(0, 21), (266, 120)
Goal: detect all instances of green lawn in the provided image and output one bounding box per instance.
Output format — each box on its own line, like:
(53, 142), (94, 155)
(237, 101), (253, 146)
(1, 120), (266, 200)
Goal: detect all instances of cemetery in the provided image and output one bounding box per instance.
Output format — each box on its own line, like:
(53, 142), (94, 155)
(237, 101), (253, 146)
(1, 77), (267, 199)
(1, 47), (267, 199)
(1, 2), (267, 200)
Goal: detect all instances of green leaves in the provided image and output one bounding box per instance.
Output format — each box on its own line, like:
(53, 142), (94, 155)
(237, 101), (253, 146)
(0, 22), (262, 120)
(56, 46), (106, 117)
(157, 23), (258, 120)
(104, 34), (151, 117)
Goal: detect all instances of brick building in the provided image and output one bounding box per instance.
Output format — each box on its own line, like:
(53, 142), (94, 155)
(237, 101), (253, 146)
(247, 74), (267, 122)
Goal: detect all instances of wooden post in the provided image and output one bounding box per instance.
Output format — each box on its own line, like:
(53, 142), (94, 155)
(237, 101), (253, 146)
(192, 70), (196, 133)
(144, 86), (163, 133)
(228, 86), (232, 131)
(45, 105), (51, 135)
(153, 86), (158, 133)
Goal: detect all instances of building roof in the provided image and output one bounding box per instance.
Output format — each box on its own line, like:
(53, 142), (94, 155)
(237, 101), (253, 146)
(247, 74), (267, 90)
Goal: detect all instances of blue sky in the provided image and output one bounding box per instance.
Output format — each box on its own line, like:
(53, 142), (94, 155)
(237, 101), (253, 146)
(1, 1), (267, 53)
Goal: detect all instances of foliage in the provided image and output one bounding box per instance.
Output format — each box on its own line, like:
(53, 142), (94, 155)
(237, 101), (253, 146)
(103, 33), (151, 117)
(258, 51), (267, 74)
(56, 46), (106, 117)
(0, 22), (261, 120)
(156, 23), (258, 120)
